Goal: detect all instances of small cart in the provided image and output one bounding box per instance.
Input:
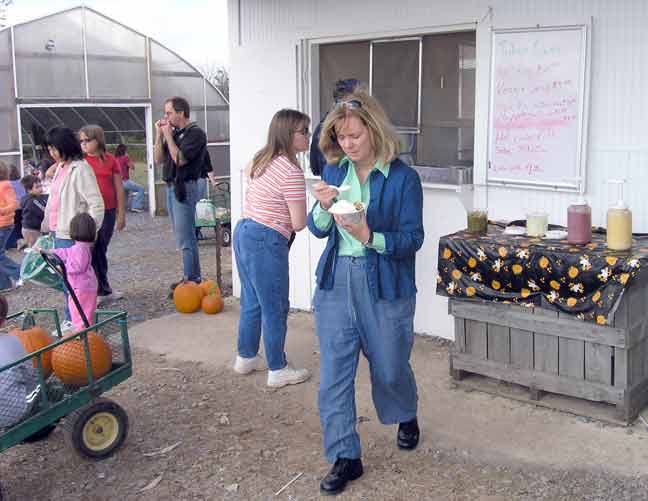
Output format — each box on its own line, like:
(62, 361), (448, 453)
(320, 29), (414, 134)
(195, 180), (231, 246)
(0, 253), (133, 498)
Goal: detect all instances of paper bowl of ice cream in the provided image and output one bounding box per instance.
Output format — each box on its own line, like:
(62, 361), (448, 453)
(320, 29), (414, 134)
(329, 200), (365, 224)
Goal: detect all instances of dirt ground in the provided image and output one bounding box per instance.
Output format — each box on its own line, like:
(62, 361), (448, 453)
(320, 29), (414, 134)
(1, 214), (647, 500)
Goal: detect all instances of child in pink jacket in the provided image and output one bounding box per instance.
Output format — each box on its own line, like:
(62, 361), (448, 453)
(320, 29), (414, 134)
(50, 213), (98, 331)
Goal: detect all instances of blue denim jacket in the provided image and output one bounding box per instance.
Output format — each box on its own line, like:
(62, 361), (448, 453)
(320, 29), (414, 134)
(307, 158), (424, 301)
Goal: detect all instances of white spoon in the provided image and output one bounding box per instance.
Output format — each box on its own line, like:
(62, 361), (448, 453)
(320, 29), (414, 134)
(335, 185), (351, 193)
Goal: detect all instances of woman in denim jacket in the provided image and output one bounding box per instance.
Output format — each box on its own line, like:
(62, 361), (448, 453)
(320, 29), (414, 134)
(308, 89), (424, 495)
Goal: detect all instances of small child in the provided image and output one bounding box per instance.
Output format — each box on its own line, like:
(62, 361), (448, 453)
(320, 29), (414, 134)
(48, 213), (98, 332)
(0, 296), (39, 429)
(19, 174), (47, 248)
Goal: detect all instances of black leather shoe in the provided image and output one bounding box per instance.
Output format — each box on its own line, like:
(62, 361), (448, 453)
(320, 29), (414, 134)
(320, 458), (363, 496)
(397, 417), (420, 450)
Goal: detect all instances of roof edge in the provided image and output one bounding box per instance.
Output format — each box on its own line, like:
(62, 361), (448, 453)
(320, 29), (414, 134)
(1, 4), (229, 105)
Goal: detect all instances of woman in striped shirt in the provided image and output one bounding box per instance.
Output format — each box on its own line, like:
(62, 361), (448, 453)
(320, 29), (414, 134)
(233, 109), (312, 388)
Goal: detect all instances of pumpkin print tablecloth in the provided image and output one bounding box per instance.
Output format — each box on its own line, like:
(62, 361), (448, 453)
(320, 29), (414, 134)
(436, 227), (648, 325)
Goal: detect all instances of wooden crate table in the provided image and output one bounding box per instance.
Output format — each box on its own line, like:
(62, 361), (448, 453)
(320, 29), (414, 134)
(437, 226), (648, 424)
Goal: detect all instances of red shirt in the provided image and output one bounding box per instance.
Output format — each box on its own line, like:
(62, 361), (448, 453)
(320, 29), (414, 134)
(85, 153), (120, 210)
(115, 154), (130, 181)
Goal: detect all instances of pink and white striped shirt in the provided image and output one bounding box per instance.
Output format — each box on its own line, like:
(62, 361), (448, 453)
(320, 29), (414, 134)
(242, 155), (306, 239)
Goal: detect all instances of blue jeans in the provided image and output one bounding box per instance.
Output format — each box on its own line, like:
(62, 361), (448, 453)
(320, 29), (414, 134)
(54, 237), (75, 321)
(314, 256), (418, 463)
(233, 219), (289, 371)
(123, 179), (145, 210)
(92, 208), (116, 296)
(0, 225), (20, 289)
(197, 177), (207, 201)
(166, 181), (201, 282)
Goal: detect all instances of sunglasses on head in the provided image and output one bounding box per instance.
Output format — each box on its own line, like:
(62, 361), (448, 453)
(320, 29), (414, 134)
(335, 99), (363, 110)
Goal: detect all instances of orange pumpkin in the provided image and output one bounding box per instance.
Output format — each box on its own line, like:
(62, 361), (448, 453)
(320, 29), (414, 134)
(173, 281), (203, 313)
(10, 327), (55, 377)
(199, 279), (221, 297)
(202, 294), (224, 314)
(52, 332), (112, 386)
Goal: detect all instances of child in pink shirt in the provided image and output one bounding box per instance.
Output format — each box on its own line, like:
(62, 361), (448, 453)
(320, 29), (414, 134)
(49, 213), (98, 331)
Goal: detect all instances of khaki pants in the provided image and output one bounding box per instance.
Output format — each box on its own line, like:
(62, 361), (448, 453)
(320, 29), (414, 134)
(21, 228), (41, 248)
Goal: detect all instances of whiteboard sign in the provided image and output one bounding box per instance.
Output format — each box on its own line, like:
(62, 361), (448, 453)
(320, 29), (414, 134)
(487, 26), (589, 190)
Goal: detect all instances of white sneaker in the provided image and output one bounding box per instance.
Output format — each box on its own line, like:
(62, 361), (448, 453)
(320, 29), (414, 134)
(97, 291), (124, 306)
(267, 364), (311, 388)
(233, 354), (267, 375)
(52, 320), (74, 337)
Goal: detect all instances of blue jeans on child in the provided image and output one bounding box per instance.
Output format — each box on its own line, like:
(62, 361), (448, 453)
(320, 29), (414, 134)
(314, 256), (418, 463)
(0, 225), (20, 289)
(233, 219), (289, 371)
(166, 181), (201, 283)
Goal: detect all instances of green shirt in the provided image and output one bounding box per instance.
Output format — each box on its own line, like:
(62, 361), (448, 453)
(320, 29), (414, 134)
(312, 157), (388, 256)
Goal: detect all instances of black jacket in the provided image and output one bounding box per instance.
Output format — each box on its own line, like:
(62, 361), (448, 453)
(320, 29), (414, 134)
(20, 194), (47, 231)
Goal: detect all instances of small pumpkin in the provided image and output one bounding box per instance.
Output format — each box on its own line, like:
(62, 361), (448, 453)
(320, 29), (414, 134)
(52, 332), (112, 386)
(202, 293), (224, 314)
(173, 281), (203, 313)
(11, 327), (55, 377)
(199, 279), (221, 297)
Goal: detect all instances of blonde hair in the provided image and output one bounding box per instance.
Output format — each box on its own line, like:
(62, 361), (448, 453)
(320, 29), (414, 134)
(79, 124), (107, 159)
(249, 109), (310, 179)
(319, 89), (400, 166)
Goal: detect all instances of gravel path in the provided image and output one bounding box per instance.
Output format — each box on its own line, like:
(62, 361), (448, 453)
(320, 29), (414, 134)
(1, 215), (647, 499)
(3, 212), (232, 325)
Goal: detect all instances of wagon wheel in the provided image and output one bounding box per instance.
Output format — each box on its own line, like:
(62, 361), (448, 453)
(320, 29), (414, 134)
(63, 398), (129, 460)
(219, 226), (231, 247)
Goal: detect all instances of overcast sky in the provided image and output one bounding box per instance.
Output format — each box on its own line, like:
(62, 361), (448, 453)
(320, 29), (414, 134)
(8, 0), (229, 69)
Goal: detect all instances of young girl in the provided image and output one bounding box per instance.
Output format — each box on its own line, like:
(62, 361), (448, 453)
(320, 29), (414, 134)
(49, 213), (98, 331)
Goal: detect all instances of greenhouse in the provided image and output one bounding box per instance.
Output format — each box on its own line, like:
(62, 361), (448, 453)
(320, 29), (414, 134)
(0, 5), (229, 215)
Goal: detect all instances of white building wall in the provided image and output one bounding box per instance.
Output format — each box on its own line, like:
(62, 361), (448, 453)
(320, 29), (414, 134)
(228, 0), (648, 339)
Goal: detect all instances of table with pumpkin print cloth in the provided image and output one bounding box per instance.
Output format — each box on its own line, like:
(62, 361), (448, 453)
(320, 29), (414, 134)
(436, 226), (648, 325)
(436, 225), (648, 424)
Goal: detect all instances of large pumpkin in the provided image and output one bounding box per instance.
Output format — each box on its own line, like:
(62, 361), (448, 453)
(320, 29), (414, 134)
(173, 281), (203, 313)
(52, 332), (112, 386)
(199, 279), (220, 297)
(202, 294), (224, 314)
(10, 327), (55, 377)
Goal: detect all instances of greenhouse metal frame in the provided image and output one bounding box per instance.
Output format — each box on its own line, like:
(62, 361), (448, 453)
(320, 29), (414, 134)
(0, 5), (230, 215)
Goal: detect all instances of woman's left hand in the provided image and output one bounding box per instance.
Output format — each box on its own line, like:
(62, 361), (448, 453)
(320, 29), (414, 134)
(116, 213), (126, 231)
(333, 212), (371, 244)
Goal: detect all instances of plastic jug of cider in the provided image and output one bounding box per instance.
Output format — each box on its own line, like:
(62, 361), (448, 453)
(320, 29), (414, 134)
(606, 180), (632, 251)
(567, 196), (592, 245)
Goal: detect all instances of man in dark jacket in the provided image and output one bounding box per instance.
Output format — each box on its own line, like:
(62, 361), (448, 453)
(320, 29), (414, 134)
(309, 78), (360, 176)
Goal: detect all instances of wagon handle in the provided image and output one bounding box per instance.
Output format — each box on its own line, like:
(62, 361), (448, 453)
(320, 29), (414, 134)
(39, 251), (91, 329)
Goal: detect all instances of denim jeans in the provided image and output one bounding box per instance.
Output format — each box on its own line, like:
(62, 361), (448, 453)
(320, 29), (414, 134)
(233, 219), (289, 371)
(92, 208), (116, 296)
(314, 256), (418, 463)
(54, 237), (75, 321)
(123, 179), (145, 210)
(197, 177), (207, 201)
(166, 181), (201, 282)
(0, 225), (20, 289)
